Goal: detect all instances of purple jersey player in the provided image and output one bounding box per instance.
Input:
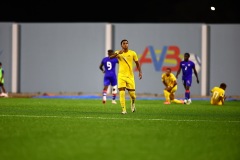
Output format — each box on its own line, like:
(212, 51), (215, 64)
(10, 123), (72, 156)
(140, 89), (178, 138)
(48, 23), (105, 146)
(99, 50), (118, 104)
(176, 53), (199, 104)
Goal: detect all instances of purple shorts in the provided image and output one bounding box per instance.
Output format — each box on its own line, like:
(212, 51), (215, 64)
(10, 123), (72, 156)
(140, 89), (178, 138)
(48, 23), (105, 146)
(104, 75), (117, 86)
(182, 77), (192, 87)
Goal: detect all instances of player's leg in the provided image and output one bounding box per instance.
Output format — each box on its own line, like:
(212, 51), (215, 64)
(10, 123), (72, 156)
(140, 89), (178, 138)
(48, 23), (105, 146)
(2, 85), (7, 97)
(170, 86), (184, 104)
(0, 83), (6, 93)
(211, 100), (222, 106)
(0, 84), (2, 96)
(2, 86), (6, 93)
(183, 79), (191, 104)
(110, 76), (118, 104)
(185, 78), (192, 104)
(185, 86), (190, 100)
(102, 77), (110, 104)
(128, 88), (136, 112)
(0, 83), (6, 97)
(210, 97), (214, 105)
(102, 86), (108, 104)
(210, 99), (218, 105)
(111, 85), (117, 104)
(126, 77), (136, 112)
(118, 76), (127, 114)
(119, 87), (127, 114)
(216, 96), (224, 105)
(163, 89), (171, 104)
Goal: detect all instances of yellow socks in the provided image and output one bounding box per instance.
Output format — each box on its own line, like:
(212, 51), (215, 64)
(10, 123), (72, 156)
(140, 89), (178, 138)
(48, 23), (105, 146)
(129, 91), (136, 102)
(129, 91), (136, 112)
(119, 90), (126, 111)
(163, 90), (170, 102)
(171, 99), (183, 104)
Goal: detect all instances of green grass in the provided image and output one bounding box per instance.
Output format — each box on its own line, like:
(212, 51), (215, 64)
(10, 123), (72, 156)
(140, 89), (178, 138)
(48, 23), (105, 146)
(0, 98), (240, 160)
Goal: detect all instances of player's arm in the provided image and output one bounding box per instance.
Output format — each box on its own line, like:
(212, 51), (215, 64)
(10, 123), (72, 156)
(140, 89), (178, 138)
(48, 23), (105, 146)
(172, 80), (177, 88)
(224, 95), (227, 102)
(224, 95), (227, 100)
(168, 81), (177, 92)
(134, 61), (142, 79)
(109, 50), (123, 59)
(109, 53), (118, 59)
(221, 94), (227, 105)
(163, 81), (171, 91)
(162, 79), (168, 88)
(219, 96), (225, 105)
(193, 66), (199, 83)
(175, 64), (181, 79)
(99, 63), (105, 73)
(161, 75), (170, 91)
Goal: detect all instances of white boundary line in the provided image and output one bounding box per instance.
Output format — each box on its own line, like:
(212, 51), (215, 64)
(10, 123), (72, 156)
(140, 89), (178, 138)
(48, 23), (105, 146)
(0, 114), (239, 123)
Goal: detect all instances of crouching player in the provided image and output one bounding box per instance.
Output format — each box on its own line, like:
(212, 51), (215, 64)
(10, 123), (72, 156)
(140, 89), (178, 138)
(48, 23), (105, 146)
(210, 83), (227, 105)
(162, 68), (184, 104)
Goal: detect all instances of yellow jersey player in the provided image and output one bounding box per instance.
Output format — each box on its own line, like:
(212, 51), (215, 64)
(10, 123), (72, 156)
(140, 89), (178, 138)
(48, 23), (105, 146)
(162, 68), (184, 104)
(110, 39), (142, 114)
(210, 83), (227, 105)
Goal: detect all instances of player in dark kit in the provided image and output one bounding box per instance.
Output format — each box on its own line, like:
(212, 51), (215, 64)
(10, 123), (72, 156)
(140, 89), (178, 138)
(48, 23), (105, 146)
(176, 53), (199, 104)
(99, 50), (118, 104)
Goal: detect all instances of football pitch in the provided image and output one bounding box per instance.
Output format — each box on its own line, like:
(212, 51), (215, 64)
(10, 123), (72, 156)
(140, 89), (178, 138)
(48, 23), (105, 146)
(0, 98), (240, 160)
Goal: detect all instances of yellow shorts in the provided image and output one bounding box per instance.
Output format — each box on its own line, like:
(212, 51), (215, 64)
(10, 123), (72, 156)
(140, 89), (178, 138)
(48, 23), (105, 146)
(211, 99), (223, 105)
(118, 76), (135, 90)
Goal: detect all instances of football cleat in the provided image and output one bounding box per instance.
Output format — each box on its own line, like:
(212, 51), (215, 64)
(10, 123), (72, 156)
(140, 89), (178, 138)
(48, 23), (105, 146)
(121, 111), (127, 114)
(180, 99), (185, 104)
(184, 99), (191, 105)
(0, 93), (8, 98)
(188, 99), (192, 104)
(164, 101), (170, 104)
(112, 100), (117, 104)
(131, 103), (136, 112)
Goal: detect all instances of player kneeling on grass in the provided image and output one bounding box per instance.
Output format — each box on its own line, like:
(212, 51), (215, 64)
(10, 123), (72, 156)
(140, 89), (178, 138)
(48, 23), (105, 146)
(162, 68), (184, 104)
(210, 83), (227, 105)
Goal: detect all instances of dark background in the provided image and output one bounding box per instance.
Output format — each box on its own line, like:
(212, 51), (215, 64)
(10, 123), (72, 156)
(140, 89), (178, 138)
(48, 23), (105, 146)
(1, 0), (239, 23)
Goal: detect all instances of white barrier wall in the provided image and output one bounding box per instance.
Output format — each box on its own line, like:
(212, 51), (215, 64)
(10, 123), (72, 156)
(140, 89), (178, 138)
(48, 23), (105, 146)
(209, 24), (240, 96)
(113, 23), (202, 95)
(0, 23), (239, 96)
(0, 23), (13, 93)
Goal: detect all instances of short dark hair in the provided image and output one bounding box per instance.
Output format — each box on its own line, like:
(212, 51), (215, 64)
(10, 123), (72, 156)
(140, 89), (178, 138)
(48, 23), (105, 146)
(121, 39), (128, 45)
(184, 53), (190, 57)
(220, 83), (227, 88)
(0, 62), (2, 65)
(166, 68), (171, 72)
(107, 49), (114, 53)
